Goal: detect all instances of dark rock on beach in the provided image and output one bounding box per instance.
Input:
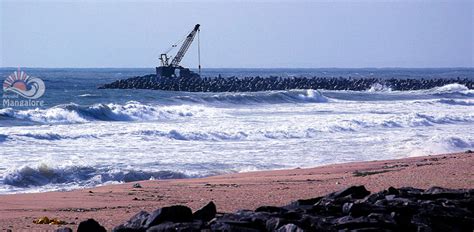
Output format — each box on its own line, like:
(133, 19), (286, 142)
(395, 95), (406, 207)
(104, 185), (474, 231)
(113, 211), (150, 232)
(133, 183), (143, 188)
(99, 74), (474, 92)
(192, 201), (217, 222)
(144, 205), (193, 228)
(77, 218), (106, 232)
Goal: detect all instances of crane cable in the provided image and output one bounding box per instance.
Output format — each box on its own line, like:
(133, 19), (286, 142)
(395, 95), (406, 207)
(162, 29), (192, 56)
(198, 28), (201, 75)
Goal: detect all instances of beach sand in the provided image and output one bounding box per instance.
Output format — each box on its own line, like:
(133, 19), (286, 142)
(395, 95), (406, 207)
(0, 152), (472, 231)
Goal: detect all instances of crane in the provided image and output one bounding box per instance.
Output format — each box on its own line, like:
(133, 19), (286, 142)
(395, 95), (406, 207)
(157, 24), (201, 79)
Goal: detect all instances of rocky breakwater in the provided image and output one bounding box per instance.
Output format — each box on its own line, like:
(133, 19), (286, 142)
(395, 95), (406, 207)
(58, 185), (473, 231)
(99, 75), (474, 92)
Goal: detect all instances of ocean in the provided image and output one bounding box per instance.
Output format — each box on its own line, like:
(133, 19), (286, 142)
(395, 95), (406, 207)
(0, 68), (473, 194)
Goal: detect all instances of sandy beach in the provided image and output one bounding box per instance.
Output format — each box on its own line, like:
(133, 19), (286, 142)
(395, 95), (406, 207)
(1, 1), (473, 231)
(0, 151), (472, 231)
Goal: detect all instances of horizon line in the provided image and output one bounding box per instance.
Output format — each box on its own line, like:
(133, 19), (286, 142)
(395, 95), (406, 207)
(1, 66), (473, 70)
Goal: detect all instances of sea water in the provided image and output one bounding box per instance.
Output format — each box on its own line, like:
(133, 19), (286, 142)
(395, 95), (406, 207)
(0, 68), (473, 194)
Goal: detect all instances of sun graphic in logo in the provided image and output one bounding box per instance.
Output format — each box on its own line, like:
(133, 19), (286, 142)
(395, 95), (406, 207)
(3, 68), (45, 99)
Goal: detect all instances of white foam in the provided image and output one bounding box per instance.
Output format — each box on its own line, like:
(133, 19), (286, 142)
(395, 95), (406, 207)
(432, 83), (471, 94)
(367, 83), (392, 92)
(407, 136), (474, 157)
(297, 89), (329, 102)
(1, 88), (473, 194)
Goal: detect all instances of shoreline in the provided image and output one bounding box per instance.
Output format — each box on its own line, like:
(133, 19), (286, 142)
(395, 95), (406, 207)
(0, 152), (473, 230)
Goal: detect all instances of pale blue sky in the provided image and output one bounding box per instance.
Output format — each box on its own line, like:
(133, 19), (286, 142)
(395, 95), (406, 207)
(1, 0), (473, 68)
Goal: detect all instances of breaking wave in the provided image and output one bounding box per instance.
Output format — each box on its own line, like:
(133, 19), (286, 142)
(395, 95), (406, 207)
(174, 89), (329, 104)
(410, 113), (474, 126)
(135, 129), (249, 141)
(1, 163), (283, 191)
(2, 164), (190, 188)
(427, 83), (474, 96)
(435, 99), (474, 106)
(367, 83), (392, 92)
(16, 132), (97, 140)
(7, 112), (473, 142)
(408, 136), (474, 156)
(0, 90), (330, 125)
(431, 83), (471, 94)
(362, 83), (473, 97)
(0, 101), (205, 125)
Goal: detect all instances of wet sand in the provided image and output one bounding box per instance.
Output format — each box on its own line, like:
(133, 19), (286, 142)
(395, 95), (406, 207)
(0, 152), (472, 231)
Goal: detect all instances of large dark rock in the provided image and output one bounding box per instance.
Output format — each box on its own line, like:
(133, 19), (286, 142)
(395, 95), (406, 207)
(256, 205), (288, 214)
(144, 222), (175, 232)
(113, 210), (150, 232)
(285, 196), (323, 211)
(421, 186), (469, 199)
(192, 201), (216, 221)
(275, 223), (304, 232)
(327, 185), (371, 199)
(110, 186), (474, 232)
(265, 217), (289, 231)
(210, 220), (261, 232)
(77, 219), (106, 232)
(146, 221), (204, 232)
(144, 205), (193, 228)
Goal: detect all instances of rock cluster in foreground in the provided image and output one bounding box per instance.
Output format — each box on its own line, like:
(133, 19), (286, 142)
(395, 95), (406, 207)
(99, 75), (474, 92)
(62, 185), (473, 231)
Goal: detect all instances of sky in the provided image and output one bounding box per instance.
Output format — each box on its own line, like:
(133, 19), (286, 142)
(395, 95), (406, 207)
(0, 0), (473, 68)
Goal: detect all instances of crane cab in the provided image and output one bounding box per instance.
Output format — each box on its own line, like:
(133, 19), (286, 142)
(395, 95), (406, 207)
(156, 24), (201, 80)
(156, 66), (199, 79)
